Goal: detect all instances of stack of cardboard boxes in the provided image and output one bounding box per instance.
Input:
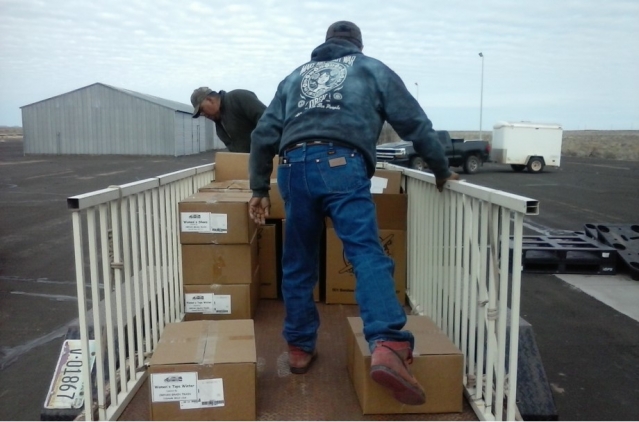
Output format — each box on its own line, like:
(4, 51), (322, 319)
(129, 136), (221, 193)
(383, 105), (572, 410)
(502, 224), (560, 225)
(178, 152), (285, 319)
(197, 152), (285, 300)
(179, 190), (260, 320)
(147, 153), (281, 420)
(147, 153), (463, 419)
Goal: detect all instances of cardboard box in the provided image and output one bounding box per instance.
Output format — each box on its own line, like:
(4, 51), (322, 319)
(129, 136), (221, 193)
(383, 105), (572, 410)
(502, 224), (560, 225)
(347, 315), (463, 414)
(148, 320), (256, 421)
(179, 192), (255, 245)
(215, 152), (279, 181)
(182, 229), (258, 285)
(183, 266), (260, 321)
(265, 183), (290, 219)
(372, 193), (407, 230)
(198, 179), (285, 220)
(371, 168), (402, 194)
(257, 224), (278, 299)
(325, 227), (406, 305)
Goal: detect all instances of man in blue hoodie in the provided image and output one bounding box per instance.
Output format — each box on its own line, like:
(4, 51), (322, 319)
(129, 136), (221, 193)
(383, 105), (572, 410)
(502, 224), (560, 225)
(248, 21), (459, 406)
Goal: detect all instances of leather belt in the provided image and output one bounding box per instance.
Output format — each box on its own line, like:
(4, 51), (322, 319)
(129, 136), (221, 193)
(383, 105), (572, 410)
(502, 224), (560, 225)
(283, 140), (352, 153)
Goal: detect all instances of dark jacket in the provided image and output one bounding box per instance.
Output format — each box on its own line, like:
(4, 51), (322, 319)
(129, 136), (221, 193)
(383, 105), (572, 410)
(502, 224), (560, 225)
(215, 89), (266, 153)
(250, 39), (451, 197)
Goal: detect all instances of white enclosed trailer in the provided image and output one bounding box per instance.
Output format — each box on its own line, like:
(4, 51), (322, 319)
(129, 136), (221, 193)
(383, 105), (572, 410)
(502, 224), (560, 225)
(491, 121), (563, 172)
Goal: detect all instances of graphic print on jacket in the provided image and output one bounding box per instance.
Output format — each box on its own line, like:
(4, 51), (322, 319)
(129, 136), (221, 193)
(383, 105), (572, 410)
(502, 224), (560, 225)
(297, 55), (357, 113)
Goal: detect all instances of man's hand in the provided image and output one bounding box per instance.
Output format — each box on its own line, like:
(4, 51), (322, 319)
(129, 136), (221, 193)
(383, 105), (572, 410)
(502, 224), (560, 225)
(435, 172), (461, 192)
(248, 196), (271, 225)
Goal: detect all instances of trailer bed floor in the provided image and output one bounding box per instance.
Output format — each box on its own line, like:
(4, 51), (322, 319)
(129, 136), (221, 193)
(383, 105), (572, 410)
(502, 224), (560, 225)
(118, 300), (477, 421)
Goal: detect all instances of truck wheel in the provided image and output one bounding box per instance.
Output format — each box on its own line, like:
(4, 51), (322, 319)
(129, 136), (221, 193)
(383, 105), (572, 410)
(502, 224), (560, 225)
(527, 157), (545, 173)
(463, 155), (480, 174)
(511, 164), (526, 172)
(409, 156), (426, 171)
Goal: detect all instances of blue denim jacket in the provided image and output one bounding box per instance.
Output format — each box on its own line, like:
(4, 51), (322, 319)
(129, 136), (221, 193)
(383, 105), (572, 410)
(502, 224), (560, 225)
(250, 38), (452, 196)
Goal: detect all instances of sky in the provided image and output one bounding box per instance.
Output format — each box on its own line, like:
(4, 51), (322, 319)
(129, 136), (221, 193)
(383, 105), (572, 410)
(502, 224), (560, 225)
(1, 0), (638, 131)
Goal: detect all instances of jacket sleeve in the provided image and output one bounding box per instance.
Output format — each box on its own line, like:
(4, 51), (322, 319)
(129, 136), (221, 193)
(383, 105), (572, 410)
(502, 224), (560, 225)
(249, 90), (284, 198)
(378, 67), (452, 180)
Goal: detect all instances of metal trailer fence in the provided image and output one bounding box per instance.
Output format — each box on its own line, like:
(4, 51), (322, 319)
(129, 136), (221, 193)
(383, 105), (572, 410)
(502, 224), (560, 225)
(67, 161), (537, 421)
(396, 165), (539, 421)
(67, 164), (214, 421)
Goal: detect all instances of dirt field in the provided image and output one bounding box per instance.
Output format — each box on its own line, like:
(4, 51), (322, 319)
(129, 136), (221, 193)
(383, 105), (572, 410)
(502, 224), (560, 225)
(3, 126), (639, 161)
(0, 126), (22, 141)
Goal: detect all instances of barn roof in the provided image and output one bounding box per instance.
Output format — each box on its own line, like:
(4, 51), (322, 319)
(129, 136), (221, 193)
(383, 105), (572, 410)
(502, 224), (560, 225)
(20, 82), (194, 114)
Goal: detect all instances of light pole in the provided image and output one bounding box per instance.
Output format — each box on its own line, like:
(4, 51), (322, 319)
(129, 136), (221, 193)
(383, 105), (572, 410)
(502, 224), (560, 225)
(478, 52), (484, 140)
(414, 82), (419, 101)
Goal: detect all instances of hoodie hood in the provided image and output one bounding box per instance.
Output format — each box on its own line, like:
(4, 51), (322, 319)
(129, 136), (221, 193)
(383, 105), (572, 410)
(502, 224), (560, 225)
(310, 39), (363, 62)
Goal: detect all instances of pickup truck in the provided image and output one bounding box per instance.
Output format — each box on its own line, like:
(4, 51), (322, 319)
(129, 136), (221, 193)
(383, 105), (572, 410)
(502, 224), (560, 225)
(376, 130), (491, 174)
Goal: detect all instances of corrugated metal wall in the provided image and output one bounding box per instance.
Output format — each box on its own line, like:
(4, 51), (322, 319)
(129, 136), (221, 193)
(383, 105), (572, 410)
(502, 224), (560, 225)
(21, 84), (222, 156)
(174, 113), (192, 156)
(207, 119), (224, 150)
(173, 114), (222, 155)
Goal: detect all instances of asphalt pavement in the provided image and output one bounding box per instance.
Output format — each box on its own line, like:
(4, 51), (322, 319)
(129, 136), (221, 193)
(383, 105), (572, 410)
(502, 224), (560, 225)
(464, 159), (639, 421)
(1, 142), (638, 420)
(0, 140), (217, 421)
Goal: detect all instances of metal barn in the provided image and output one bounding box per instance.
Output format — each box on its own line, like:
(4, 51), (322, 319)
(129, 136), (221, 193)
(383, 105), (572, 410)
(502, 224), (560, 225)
(20, 83), (224, 156)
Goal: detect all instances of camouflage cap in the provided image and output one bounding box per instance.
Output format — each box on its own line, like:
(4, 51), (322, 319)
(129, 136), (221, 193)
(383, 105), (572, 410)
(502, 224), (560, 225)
(191, 87), (215, 118)
(325, 21), (363, 50)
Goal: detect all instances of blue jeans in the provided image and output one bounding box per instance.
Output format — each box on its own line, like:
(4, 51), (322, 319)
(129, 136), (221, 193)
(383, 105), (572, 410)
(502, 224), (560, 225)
(277, 142), (413, 353)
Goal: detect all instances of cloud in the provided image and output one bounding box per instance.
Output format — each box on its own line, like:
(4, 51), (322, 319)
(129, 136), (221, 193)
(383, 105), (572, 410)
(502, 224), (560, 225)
(0, 0), (638, 129)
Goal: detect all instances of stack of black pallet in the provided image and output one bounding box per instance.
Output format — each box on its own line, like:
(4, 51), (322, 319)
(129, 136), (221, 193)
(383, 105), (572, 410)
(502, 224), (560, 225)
(512, 233), (617, 275)
(583, 223), (639, 280)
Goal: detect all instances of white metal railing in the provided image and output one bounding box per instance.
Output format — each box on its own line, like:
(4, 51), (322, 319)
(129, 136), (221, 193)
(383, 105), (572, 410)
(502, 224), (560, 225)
(68, 164), (214, 421)
(394, 164), (539, 421)
(68, 160), (537, 421)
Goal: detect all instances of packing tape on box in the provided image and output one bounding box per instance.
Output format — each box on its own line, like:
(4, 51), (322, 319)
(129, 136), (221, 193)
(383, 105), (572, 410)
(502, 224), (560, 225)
(204, 323), (219, 363)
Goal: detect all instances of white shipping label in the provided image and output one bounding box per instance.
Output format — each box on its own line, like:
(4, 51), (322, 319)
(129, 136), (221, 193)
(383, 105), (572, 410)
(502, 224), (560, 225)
(180, 378), (225, 409)
(185, 293), (214, 313)
(203, 295), (231, 314)
(370, 176), (389, 194)
(209, 213), (228, 233)
(181, 212), (211, 233)
(151, 372), (198, 403)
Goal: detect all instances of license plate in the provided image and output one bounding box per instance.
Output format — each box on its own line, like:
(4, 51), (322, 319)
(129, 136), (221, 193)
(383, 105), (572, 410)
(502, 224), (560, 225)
(44, 339), (96, 409)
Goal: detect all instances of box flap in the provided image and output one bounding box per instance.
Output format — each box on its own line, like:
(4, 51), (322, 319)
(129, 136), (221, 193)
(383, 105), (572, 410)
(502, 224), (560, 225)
(150, 320), (256, 366)
(199, 179), (278, 192)
(347, 315), (462, 357)
(181, 191), (252, 204)
(149, 320), (207, 365)
(202, 320), (257, 364)
(199, 179), (249, 192)
(409, 316), (462, 356)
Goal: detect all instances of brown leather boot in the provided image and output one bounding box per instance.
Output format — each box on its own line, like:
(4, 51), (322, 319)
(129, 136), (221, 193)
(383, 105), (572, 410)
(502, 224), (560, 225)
(370, 340), (426, 405)
(288, 345), (317, 374)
